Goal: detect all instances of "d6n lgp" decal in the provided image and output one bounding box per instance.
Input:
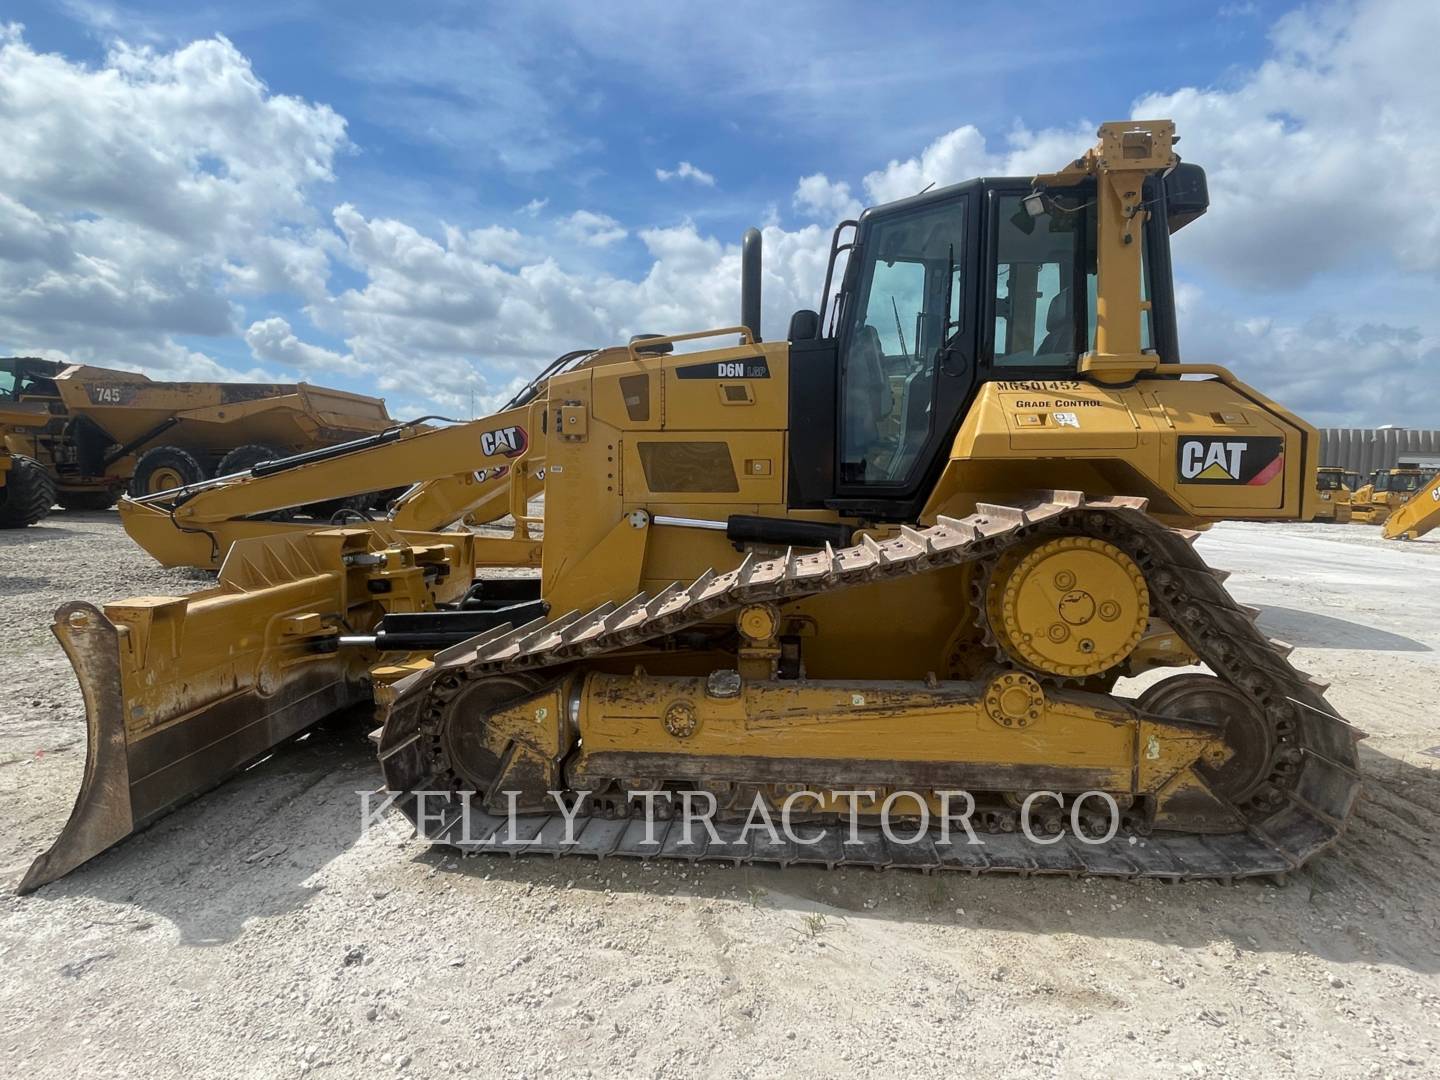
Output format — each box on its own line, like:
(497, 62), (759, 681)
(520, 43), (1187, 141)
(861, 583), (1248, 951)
(1177, 436), (1284, 485)
(480, 425), (527, 458)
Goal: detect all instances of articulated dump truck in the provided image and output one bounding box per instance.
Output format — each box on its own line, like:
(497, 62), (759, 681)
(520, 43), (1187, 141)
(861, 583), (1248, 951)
(0, 356), (398, 509)
(0, 402), (56, 528)
(22, 122), (1362, 892)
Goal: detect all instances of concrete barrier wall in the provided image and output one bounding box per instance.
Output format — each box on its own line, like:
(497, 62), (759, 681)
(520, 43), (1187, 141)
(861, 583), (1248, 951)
(1320, 429), (1440, 476)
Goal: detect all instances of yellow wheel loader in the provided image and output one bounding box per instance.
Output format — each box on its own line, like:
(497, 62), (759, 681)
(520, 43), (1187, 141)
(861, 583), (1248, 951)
(1312, 466), (1351, 523)
(21, 121), (1361, 892)
(0, 356), (400, 511)
(0, 402), (56, 529)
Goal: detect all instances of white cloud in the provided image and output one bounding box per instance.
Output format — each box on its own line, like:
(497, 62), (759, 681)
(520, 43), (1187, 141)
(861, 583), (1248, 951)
(558, 210), (627, 248)
(290, 205), (834, 419)
(1136, 0), (1440, 289)
(517, 197), (548, 217)
(243, 316), (365, 377)
(1176, 285), (1439, 428)
(655, 161), (716, 187)
(861, 122), (1095, 206)
(0, 26), (346, 378)
(792, 173), (862, 222)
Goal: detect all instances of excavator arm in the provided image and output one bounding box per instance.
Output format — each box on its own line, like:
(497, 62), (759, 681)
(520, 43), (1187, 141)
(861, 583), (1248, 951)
(1383, 471), (1440, 540)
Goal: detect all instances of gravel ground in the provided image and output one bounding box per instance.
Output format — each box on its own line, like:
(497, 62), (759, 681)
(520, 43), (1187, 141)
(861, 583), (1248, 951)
(1, 512), (1438, 1079)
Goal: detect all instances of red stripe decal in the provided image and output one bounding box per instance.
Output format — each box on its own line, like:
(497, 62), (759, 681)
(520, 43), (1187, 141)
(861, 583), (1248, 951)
(1248, 452), (1284, 486)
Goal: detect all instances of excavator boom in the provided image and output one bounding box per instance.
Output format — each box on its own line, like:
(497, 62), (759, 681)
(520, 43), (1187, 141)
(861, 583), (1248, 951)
(1383, 471), (1440, 540)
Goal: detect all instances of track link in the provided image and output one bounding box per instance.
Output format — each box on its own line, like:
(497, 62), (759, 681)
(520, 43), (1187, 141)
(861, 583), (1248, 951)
(378, 491), (1362, 881)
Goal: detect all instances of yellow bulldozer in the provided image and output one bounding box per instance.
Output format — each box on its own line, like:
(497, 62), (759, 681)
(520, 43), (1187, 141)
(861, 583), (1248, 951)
(1349, 467), (1434, 525)
(1312, 465), (1352, 523)
(0, 402), (56, 529)
(0, 356), (400, 511)
(21, 121), (1361, 892)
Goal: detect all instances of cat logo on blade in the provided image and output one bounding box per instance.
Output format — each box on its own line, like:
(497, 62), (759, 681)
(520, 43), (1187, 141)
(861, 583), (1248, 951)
(480, 425), (527, 458)
(1177, 436), (1284, 485)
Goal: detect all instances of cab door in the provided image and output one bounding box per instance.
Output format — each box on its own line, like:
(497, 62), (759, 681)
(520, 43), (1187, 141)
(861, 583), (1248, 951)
(830, 187), (980, 519)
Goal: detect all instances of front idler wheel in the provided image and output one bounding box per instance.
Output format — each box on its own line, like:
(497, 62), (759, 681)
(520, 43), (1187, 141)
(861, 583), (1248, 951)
(1138, 674), (1275, 804)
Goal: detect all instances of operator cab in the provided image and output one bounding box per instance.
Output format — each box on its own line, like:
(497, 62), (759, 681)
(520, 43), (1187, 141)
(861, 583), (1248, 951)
(1373, 469), (1430, 495)
(786, 163), (1207, 521)
(0, 357), (64, 404)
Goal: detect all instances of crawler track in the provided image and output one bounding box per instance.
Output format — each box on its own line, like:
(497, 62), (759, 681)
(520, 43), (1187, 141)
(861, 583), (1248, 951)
(378, 492), (1362, 880)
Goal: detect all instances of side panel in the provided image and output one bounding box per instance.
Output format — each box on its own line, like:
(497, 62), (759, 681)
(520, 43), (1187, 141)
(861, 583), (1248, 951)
(542, 342), (791, 615)
(923, 375), (1310, 523)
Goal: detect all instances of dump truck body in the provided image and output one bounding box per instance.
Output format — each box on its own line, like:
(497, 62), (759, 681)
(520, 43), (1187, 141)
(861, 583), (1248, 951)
(0, 357), (396, 506)
(22, 122), (1360, 893)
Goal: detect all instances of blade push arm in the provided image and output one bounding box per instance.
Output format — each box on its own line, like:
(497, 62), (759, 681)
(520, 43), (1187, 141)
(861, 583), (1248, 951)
(119, 403), (546, 567)
(142, 403), (540, 525)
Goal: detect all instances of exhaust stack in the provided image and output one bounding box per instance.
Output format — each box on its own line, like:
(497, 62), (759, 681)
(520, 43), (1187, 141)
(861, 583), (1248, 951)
(741, 227), (762, 343)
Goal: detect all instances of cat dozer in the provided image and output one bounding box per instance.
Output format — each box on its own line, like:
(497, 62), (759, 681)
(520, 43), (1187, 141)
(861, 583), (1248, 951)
(1350, 468), (1432, 525)
(21, 121), (1361, 892)
(1312, 466), (1352, 523)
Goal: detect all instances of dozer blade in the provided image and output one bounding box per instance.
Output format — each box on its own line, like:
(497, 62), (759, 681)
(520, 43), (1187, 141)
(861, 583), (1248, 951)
(20, 602), (365, 893)
(19, 524), (471, 892)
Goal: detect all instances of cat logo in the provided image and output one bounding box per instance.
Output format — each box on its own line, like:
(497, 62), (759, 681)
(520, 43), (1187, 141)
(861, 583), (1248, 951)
(472, 465), (509, 483)
(1177, 436), (1284, 485)
(480, 425), (527, 458)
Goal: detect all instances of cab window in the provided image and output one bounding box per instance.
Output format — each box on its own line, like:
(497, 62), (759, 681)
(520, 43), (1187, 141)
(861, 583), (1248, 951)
(991, 194), (1081, 367)
(991, 192), (1154, 367)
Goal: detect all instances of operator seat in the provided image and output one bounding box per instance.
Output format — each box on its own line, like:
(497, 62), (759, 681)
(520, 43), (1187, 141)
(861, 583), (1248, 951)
(843, 325), (893, 465)
(1035, 288), (1075, 357)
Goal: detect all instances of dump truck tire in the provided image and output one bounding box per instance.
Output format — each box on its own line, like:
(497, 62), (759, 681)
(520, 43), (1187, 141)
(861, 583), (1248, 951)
(370, 486), (411, 511)
(130, 445), (206, 496)
(0, 455), (56, 528)
(215, 443), (284, 477)
(57, 490), (118, 511)
(218, 443), (369, 521)
(306, 494), (373, 521)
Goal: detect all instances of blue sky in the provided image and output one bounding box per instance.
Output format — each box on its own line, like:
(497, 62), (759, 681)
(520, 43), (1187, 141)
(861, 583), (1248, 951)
(1, 0), (1436, 426)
